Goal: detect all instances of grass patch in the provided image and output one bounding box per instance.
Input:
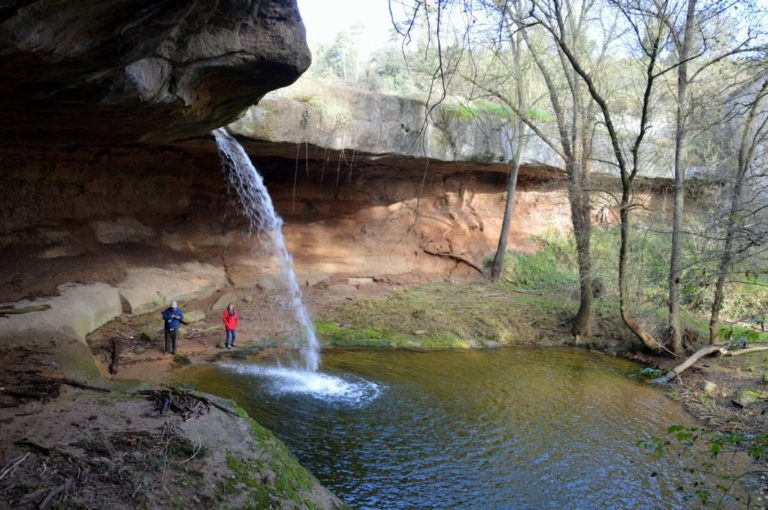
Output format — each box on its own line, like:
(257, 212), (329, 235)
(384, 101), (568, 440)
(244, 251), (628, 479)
(320, 280), (574, 350)
(501, 236), (578, 292)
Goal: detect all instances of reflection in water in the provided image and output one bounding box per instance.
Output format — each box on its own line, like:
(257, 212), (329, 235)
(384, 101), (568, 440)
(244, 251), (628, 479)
(181, 347), (711, 509)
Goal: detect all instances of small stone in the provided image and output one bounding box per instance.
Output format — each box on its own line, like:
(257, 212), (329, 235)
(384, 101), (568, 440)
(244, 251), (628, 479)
(242, 295), (252, 303)
(211, 292), (237, 312)
(733, 390), (763, 408)
(700, 380), (718, 395)
(139, 323), (162, 341)
(184, 310), (205, 323)
(414, 330), (428, 335)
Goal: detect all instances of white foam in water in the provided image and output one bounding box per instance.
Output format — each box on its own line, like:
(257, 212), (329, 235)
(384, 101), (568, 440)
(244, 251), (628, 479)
(219, 362), (382, 405)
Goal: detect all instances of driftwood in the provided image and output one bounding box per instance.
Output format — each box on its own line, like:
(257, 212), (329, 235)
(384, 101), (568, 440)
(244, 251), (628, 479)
(139, 389), (239, 419)
(0, 304), (51, 316)
(0, 452), (30, 481)
(43, 377), (111, 393)
(652, 344), (728, 385)
(653, 342), (768, 385)
(109, 339), (121, 375)
(38, 478), (72, 509)
(721, 346), (768, 356)
(421, 245), (484, 274)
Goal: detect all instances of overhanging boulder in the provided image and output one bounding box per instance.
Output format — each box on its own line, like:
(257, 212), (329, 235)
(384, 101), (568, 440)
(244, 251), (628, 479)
(0, 0), (311, 144)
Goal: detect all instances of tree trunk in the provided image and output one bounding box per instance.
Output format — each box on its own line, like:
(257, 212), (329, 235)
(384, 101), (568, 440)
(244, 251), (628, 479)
(490, 159), (521, 280)
(709, 196), (739, 344)
(668, 0), (697, 355)
(491, 121), (526, 280)
(619, 186), (665, 351)
(568, 159), (592, 340)
(491, 18), (528, 281)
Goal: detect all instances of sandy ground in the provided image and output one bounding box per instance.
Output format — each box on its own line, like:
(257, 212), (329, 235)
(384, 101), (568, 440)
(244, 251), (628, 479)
(83, 271), (434, 384)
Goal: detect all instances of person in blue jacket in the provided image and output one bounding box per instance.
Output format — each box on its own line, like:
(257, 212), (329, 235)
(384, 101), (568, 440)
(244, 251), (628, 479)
(162, 300), (184, 354)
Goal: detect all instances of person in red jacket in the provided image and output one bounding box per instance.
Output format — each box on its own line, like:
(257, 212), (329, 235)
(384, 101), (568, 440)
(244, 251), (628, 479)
(222, 303), (239, 349)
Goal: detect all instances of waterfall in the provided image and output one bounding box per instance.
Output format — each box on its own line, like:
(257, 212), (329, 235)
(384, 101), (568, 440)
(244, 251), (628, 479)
(213, 128), (320, 372)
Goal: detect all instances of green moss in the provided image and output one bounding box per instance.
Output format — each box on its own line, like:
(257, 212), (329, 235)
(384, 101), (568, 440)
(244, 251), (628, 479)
(315, 321), (389, 346)
(527, 107), (556, 121)
(215, 403), (336, 509)
(440, 99), (516, 121)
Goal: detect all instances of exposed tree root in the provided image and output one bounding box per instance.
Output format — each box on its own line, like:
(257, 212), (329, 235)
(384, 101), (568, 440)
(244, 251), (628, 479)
(421, 245), (484, 274)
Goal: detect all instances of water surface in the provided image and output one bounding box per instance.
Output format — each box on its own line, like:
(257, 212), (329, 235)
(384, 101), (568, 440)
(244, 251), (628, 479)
(180, 347), (705, 509)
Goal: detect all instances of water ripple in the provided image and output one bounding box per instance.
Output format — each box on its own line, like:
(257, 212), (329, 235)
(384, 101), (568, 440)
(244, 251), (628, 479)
(179, 347), (735, 509)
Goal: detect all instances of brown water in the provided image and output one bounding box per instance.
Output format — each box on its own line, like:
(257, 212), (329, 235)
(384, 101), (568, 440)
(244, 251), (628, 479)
(179, 346), (723, 509)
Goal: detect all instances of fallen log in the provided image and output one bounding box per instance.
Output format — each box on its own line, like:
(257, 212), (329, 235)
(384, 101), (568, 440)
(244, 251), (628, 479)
(721, 345), (768, 356)
(651, 344), (726, 385)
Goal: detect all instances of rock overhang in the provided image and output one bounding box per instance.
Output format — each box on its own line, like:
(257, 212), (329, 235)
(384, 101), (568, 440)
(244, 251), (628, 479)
(0, 0), (311, 145)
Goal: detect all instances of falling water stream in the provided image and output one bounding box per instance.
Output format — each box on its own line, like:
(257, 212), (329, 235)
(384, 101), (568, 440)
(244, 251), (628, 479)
(213, 128), (320, 372)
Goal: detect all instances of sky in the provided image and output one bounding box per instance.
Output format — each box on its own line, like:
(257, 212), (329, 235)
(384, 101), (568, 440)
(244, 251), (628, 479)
(296, 0), (394, 57)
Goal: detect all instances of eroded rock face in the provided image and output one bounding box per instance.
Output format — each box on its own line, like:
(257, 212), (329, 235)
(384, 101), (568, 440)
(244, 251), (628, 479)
(230, 78), (678, 178)
(0, 0), (311, 144)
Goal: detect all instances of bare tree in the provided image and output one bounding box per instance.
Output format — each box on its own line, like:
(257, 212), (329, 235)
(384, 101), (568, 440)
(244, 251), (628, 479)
(389, 1), (532, 282)
(486, 1), (531, 281)
(665, 0), (760, 353)
(524, 0), (673, 350)
(517, 0), (607, 340)
(667, 0), (699, 354)
(392, 0), (611, 340)
(709, 75), (768, 343)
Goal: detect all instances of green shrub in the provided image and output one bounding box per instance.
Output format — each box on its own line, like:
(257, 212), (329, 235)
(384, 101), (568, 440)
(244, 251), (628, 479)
(502, 234), (578, 291)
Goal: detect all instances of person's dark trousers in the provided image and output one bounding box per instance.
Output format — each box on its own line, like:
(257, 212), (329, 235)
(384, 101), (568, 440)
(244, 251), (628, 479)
(225, 329), (236, 348)
(165, 328), (178, 354)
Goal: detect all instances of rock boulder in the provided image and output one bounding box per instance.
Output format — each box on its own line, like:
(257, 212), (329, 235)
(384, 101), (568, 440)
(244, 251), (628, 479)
(0, 0), (311, 144)
(0, 283), (123, 343)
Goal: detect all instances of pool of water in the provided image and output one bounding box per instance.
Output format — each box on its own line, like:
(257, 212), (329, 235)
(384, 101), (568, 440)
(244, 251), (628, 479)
(179, 346), (708, 509)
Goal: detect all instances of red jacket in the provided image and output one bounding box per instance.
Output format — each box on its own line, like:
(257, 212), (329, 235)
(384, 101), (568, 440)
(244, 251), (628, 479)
(222, 308), (239, 330)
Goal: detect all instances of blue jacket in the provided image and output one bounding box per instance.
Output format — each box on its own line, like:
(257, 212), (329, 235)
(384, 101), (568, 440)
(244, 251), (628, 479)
(162, 307), (184, 330)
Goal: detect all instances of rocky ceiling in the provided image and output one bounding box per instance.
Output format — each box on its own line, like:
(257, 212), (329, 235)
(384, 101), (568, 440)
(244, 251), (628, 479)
(0, 0), (310, 145)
